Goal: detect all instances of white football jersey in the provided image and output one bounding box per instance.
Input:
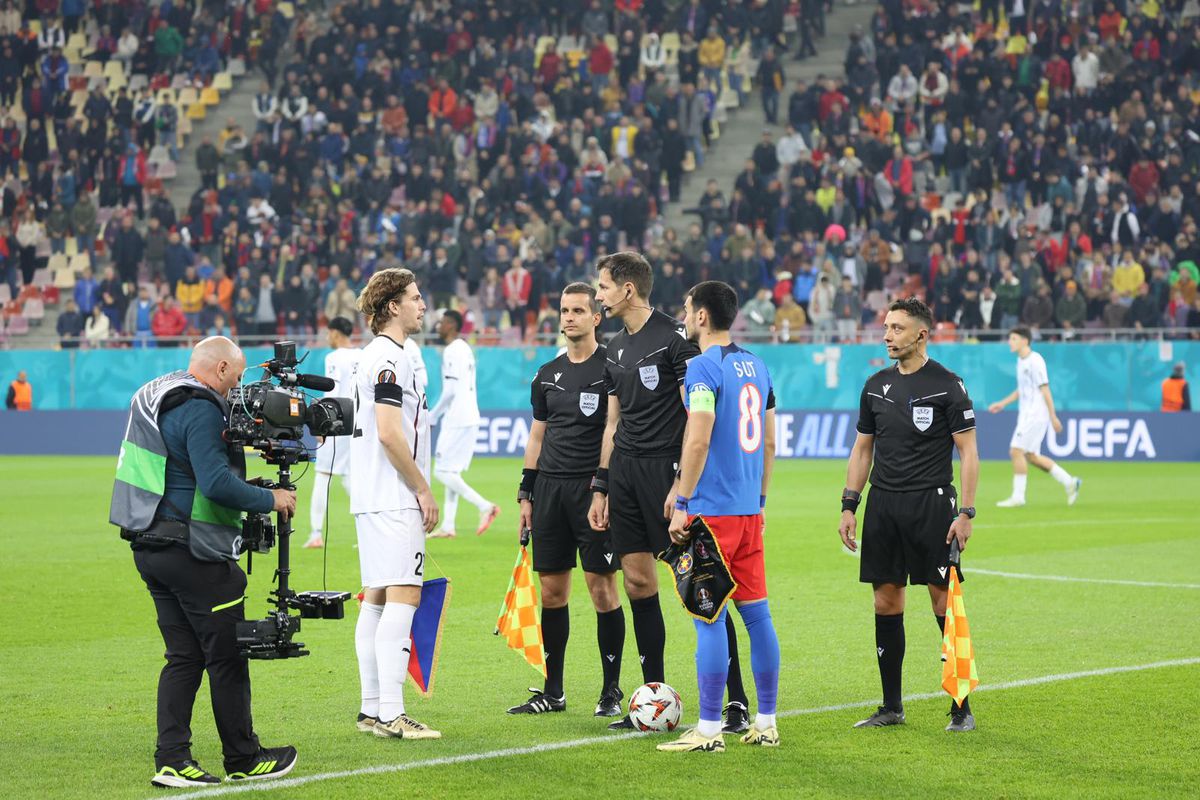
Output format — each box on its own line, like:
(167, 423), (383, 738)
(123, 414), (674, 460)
(324, 346), (360, 399)
(404, 337), (428, 386)
(1016, 350), (1050, 421)
(350, 334), (430, 514)
(433, 338), (481, 427)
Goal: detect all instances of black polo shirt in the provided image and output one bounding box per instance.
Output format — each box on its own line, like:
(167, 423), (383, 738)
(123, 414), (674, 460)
(530, 345), (608, 478)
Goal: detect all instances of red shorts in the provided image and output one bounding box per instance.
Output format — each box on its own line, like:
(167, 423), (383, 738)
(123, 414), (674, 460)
(697, 514), (767, 602)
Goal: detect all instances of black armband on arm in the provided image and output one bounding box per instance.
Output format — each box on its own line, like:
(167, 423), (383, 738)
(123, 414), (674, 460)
(841, 488), (862, 514)
(518, 468), (538, 501)
(591, 467), (610, 496)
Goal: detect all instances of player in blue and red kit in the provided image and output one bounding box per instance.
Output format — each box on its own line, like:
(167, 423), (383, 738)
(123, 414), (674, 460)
(657, 281), (782, 753)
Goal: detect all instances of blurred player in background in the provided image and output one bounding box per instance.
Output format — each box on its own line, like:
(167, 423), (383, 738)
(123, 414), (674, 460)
(659, 281), (781, 754)
(589, 252), (751, 733)
(988, 327), (1081, 507)
(429, 310), (500, 538)
(305, 317), (360, 548)
(350, 268), (441, 740)
(507, 283), (625, 716)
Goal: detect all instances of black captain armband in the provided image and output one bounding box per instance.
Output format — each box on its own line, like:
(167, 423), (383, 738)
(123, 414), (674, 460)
(517, 468), (538, 502)
(590, 467), (610, 496)
(841, 489), (862, 514)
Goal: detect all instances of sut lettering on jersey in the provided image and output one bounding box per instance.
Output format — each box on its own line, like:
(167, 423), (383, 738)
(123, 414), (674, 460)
(463, 410), (1185, 462)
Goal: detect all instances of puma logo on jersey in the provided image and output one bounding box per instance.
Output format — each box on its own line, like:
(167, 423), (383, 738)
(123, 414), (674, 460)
(882, 384), (891, 396)
(958, 380), (966, 395)
(554, 372), (562, 382)
(938, 567), (948, 579)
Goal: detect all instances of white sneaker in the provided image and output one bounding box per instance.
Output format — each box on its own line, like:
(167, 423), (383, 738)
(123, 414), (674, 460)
(995, 497), (1026, 508)
(1066, 477), (1082, 506)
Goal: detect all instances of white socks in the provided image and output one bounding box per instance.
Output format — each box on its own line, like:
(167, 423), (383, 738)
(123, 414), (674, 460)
(441, 486), (459, 532)
(435, 469), (491, 524)
(355, 602), (384, 717)
(1049, 464), (1074, 488)
(755, 712), (777, 730)
(1012, 474), (1028, 501)
(696, 718), (723, 737)
(377, 602), (417, 722)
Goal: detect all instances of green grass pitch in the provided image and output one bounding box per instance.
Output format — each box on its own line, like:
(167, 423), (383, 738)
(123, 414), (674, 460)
(1, 456), (1197, 799)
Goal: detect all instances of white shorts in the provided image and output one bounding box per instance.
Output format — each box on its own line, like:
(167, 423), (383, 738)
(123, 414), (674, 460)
(435, 424), (477, 473)
(1010, 417), (1048, 455)
(315, 435), (351, 476)
(354, 509), (426, 589)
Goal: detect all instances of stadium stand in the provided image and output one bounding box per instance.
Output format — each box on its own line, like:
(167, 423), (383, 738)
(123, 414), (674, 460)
(2, 0), (1199, 349)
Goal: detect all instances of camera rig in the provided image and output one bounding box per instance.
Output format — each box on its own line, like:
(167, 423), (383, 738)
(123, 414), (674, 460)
(227, 342), (355, 660)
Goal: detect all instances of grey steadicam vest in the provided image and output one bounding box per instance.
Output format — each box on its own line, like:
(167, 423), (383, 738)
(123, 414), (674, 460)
(109, 370), (246, 562)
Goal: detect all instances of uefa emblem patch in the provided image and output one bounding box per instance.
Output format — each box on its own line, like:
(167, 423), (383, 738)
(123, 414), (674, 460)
(912, 406), (933, 432)
(639, 365), (659, 390)
(579, 392), (599, 416)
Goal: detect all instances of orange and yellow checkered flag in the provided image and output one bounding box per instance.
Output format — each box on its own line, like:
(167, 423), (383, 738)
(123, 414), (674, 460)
(494, 545), (546, 678)
(941, 545), (979, 704)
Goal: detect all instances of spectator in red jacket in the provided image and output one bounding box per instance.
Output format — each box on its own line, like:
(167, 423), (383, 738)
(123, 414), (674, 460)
(1128, 156), (1160, 206)
(538, 44), (561, 86)
(883, 145), (914, 197)
(446, 19), (473, 57)
(428, 78), (457, 126)
(503, 258), (532, 337)
(151, 296), (187, 345)
(1044, 53), (1072, 92)
(589, 36), (614, 92)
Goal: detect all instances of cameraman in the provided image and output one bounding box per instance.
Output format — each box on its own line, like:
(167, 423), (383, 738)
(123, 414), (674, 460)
(110, 336), (299, 788)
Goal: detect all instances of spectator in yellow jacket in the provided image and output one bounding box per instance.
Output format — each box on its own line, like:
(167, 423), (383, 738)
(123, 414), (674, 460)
(175, 265), (205, 330)
(699, 27), (726, 94)
(1111, 251), (1145, 301)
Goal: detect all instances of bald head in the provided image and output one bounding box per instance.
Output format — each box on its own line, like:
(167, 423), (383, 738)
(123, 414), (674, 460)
(189, 336), (246, 394)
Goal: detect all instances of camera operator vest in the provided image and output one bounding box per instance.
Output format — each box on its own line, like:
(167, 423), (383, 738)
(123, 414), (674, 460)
(109, 371), (247, 562)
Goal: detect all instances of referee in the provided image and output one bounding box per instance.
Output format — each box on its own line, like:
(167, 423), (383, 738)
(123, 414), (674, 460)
(588, 252), (751, 732)
(507, 283), (625, 717)
(837, 298), (980, 732)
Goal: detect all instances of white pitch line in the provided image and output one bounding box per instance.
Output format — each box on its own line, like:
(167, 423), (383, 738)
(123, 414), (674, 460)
(973, 516), (1187, 530)
(158, 657), (1200, 799)
(969, 568), (1200, 589)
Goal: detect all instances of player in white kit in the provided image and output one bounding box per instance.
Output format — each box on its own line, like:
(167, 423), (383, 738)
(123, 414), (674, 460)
(305, 317), (360, 548)
(988, 327), (1082, 507)
(428, 310), (500, 538)
(349, 268), (442, 740)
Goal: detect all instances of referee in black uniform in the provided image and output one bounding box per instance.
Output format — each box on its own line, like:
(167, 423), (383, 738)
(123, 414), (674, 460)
(507, 283), (626, 717)
(588, 252), (751, 732)
(838, 298), (980, 732)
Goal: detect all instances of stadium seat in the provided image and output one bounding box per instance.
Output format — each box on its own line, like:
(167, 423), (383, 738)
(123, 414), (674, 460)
(604, 34), (618, 53)
(128, 73), (149, 92)
(6, 314), (29, 336)
(228, 57), (246, 76)
(933, 321), (957, 342)
(47, 254), (68, 274)
(32, 268), (52, 288)
(103, 60), (123, 81)
(84, 61), (103, 80)
(106, 72), (126, 93)
(22, 298), (45, 323)
(186, 102), (207, 120)
(212, 71), (233, 92)
(66, 31), (87, 56)
(0, 284), (10, 304)
(53, 267), (77, 289)
(69, 253), (91, 273)
(171, 73), (190, 90)
(147, 145), (171, 168)
(176, 114), (192, 140)
(156, 88), (177, 105)
(154, 160), (177, 180)
(199, 86), (220, 106)
(661, 32), (680, 65)
(177, 86), (198, 108)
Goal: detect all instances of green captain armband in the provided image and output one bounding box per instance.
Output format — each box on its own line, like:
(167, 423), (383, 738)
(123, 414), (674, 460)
(688, 385), (716, 413)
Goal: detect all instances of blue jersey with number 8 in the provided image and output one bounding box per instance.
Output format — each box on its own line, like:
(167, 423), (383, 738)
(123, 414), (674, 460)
(684, 343), (775, 517)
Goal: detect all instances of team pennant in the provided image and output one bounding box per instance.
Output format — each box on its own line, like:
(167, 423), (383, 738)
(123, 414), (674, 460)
(407, 577), (452, 697)
(941, 541), (979, 704)
(494, 545), (546, 678)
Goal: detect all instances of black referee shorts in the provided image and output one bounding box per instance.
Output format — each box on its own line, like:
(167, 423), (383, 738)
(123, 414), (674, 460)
(532, 474), (618, 574)
(860, 485), (960, 587)
(608, 450), (675, 557)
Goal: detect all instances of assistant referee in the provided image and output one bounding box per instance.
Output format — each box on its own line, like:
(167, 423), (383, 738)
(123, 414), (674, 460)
(588, 252), (751, 732)
(837, 298), (980, 733)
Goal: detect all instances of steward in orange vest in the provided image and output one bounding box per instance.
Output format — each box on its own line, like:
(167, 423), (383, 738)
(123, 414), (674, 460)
(6, 371), (32, 410)
(1161, 363), (1190, 412)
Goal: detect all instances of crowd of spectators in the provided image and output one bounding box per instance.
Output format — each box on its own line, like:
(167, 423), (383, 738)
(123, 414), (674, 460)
(6, 0), (1200, 349)
(716, 0), (1200, 341)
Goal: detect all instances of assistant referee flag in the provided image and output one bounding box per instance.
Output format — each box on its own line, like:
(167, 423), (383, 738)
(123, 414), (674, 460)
(494, 545), (547, 678)
(941, 562), (979, 704)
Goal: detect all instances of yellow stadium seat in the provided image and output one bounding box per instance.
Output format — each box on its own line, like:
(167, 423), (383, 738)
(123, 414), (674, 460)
(176, 86), (198, 107)
(47, 254), (68, 273)
(156, 88), (177, 105)
(103, 60), (124, 80)
(187, 102), (207, 120)
(69, 253), (91, 273)
(54, 267), (77, 290)
(83, 61), (103, 80)
(64, 237), (78, 256)
(212, 72), (232, 92)
(199, 86), (220, 106)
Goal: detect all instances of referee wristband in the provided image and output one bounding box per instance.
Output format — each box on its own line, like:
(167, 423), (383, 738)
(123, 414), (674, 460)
(518, 468), (538, 499)
(674, 495), (690, 511)
(841, 488), (861, 514)
(590, 467), (610, 496)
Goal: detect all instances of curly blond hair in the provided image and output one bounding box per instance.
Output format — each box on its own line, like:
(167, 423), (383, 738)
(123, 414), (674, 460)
(357, 268), (416, 334)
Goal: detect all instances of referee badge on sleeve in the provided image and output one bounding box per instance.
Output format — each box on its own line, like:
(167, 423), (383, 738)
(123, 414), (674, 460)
(579, 392), (599, 416)
(639, 365), (660, 390)
(913, 406), (933, 432)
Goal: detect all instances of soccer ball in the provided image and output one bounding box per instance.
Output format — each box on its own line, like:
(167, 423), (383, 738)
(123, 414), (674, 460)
(628, 682), (683, 732)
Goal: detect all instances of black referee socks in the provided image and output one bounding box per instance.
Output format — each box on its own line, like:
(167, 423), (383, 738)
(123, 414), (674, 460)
(596, 607), (625, 688)
(725, 613), (750, 708)
(630, 593), (666, 683)
(542, 604), (570, 698)
(875, 613), (905, 712)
